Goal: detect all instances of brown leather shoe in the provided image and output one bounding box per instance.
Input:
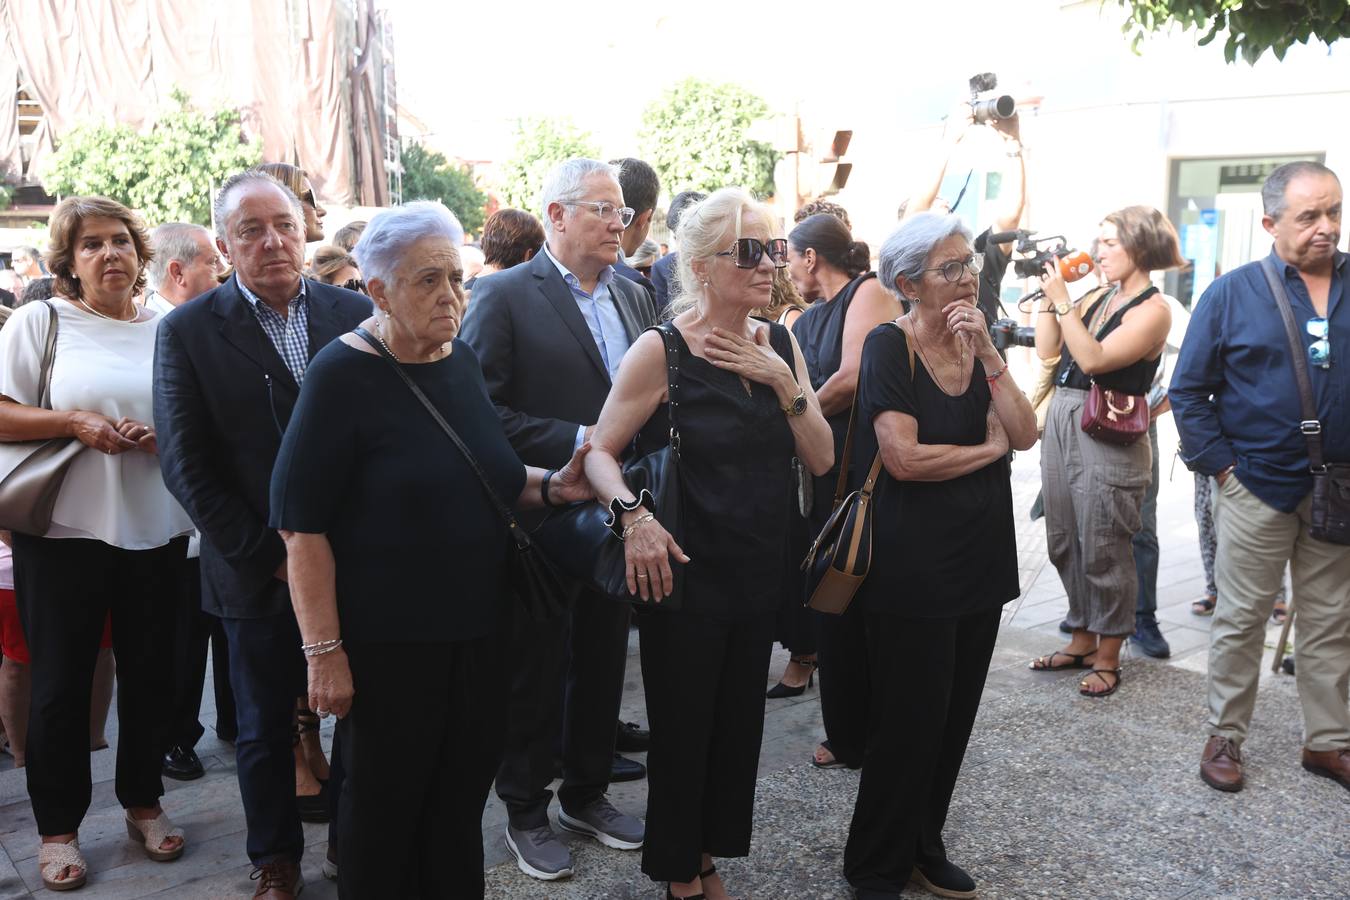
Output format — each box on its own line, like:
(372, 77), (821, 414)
(1301, 747), (1350, 792)
(251, 859), (304, 898)
(1200, 735), (1244, 792)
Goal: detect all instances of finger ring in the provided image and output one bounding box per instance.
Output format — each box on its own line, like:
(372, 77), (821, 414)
(636, 573), (649, 579)
(317, 708), (330, 718)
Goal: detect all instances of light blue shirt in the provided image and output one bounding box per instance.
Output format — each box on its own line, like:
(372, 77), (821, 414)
(542, 245), (632, 450)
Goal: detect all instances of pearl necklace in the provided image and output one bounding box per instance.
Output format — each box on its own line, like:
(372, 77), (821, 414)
(372, 323), (401, 362)
(77, 296), (138, 322)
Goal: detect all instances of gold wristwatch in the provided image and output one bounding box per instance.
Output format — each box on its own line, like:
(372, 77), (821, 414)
(1053, 301), (1072, 316)
(783, 386), (808, 417)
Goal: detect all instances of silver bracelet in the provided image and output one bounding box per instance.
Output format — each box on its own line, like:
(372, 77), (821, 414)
(302, 639), (343, 657)
(621, 513), (656, 541)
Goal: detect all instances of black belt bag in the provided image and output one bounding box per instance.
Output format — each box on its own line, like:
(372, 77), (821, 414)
(1260, 257), (1350, 545)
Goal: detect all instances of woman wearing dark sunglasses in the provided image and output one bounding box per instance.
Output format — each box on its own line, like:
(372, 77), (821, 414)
(1029, 205), (1183, 697)
(255, 162), (328, 244)
(585, 188), (833, 900)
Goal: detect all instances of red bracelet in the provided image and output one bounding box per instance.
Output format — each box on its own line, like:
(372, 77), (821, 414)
(985, 366), (1007, 384)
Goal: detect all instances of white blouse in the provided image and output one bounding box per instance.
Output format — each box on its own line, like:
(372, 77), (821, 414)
(0, 298), (193, 550)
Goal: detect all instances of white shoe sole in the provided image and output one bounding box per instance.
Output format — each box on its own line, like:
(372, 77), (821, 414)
(556, 810), (644, 851)
(504, 831), (573, 881)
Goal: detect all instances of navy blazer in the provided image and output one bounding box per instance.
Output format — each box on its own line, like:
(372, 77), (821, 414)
(153, 276), (370, 618)
(650, 252), (679, 315)
(459, 251), (657, 470)
(614, 258), (656, 303)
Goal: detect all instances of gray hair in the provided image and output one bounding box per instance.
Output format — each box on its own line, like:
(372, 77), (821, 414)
(539, 158), (619, 234)
(147, 223), (210, 290)
(212, 170), (304, 243)
(351, 201), (464, 285)
(1261, 161), (1339, 220)
(877, 212), (973, 301)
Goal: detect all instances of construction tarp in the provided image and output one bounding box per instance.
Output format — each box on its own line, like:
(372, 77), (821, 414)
(0, 0), (389, 206)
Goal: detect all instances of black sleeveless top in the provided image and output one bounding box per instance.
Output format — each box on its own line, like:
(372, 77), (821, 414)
(634, 321), (797, 619)
(1055, 286), (1161, 395)
(792, 271), (877, 467)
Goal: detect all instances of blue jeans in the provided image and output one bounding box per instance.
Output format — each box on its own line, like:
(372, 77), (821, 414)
(1132, 421), (1161, 621)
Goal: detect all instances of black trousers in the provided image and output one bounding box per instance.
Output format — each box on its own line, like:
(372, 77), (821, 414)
(166, 557), (237, 748)
(12, 533), (186, 835)
(337, 634), (507, 899)
(223, 605), (306, 865)
(637, 609), (775, 883)
(816, 597), (869, 767)
(495, 591), (629, 828)
(844, 607), (1001, 893)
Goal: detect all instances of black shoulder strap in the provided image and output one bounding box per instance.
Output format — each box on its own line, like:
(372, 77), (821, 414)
(1258, 257), (1325, 472)
(354, 327), (536, 549)
(643, 322), (682, 456)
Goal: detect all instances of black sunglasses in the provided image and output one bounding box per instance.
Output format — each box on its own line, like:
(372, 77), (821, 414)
(342, 277), (367, 295)
(715, 238), (788, 269)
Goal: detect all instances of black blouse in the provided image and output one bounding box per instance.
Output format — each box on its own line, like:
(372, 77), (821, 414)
(1055, 286), (1161, 395)
(269, 339), (526, 643)
(850, 324), (1019, 618)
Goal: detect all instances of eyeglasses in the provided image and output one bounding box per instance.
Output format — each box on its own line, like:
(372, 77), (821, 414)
(715, 238), (789, 269)
(563, 200), (635, 228)
(301, 190), (317, 208)
(342, 277), (368, 295)
(921, 254), (984, 283)
(1308, 317), (1330, 368)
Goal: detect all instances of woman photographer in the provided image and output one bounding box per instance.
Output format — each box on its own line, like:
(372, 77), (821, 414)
(1030, 206), (1182, 697)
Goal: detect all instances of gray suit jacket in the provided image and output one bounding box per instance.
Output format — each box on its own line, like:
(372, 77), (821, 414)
(459, 250), (658, 469)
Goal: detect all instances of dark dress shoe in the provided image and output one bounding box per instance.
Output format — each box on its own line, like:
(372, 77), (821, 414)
(296, 783), (330, 823)
(611, 753), (646, 782)
(616, 720), (651, 752)
(251, 859), (304, 899)
(1301, 747), (1350, 792)
(1200, 735), (1244, 792)
(162, 745), (205, 781)
(910, 858), (977, 898)
(1131, 617), (1171, 659)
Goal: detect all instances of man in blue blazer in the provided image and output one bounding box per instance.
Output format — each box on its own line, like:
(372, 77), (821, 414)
(610, 157), (659, 301)
(649, 189), (706, 315)
(154, 171), (369, 899)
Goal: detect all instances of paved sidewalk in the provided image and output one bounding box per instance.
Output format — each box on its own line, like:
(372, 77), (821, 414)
(0, 415), (1342, 897)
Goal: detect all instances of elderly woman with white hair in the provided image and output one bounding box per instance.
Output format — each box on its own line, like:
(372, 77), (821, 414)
(268, 201), (594, 898)
(840, 212), (1036, 900)
(585, 187), (833, 900)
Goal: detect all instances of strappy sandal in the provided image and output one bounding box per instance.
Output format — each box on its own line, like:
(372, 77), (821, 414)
(39, 838), (88, 891)
(1029, 650), (1097, 671)
(699, 865), (744, 900)
(125, 810), (185, 861)
(1191, 595), (1217, 616)
(1079, 668), (1122, 698)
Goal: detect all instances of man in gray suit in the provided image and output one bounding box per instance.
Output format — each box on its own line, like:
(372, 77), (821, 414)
(460, 158), (655, 881)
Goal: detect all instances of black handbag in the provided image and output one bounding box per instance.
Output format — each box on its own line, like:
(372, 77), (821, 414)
(532, 323), (686, 609)
(355, 328), (577, 620)
(1259, 258), (1350, 545)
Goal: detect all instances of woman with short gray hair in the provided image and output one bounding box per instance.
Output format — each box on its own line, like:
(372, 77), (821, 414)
(841, 212), (1035, 899)
(269, 201), (595, 897)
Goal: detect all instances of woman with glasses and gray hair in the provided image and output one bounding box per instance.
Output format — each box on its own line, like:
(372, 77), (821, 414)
(841, 212), (1035, 900)
(585, 187), (833, 900)
(1028, 206), (1180, 698)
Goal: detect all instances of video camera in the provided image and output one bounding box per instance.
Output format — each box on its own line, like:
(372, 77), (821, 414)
(968, 73), (1015, 125)
(989, 319), (1036, 351)
(979, 231), (1095, 351)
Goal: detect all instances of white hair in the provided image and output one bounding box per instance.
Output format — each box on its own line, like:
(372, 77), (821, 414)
(539, 158), (619, 234)
(668, 187), (778, 319)
(877, 212), (973, 300)
(212, 170), (304, 244)
(352, 201), (464, 285)
(147, 222), (211, 290)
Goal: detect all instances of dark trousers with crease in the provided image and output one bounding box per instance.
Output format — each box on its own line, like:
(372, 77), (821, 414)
(844, 606), (1001, 893)
(337, 634), (507, 899)
(495, 591), (629, 828)
(166, 557), (238, 748)
(638, 609), (775, 883)
(816, 598), (869, 767)
(222, 606), (306, 866)
(12, 533), (185, 836)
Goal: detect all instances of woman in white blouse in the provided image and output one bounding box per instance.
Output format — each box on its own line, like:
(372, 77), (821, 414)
(0, 196), (195, 891)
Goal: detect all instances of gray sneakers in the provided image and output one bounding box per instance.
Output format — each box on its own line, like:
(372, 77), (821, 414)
(557, 797), (644, 850)
(505, 824), (574, 881)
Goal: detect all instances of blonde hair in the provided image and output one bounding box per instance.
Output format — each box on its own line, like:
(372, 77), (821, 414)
(668, 187), (778, 318)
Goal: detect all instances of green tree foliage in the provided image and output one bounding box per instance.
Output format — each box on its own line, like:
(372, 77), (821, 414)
(496, 117), (600, 212)
(638, 79), (779, 198)
(42, 90), (261, 225)
(400, 141), (488, 234)
(1119, 0), (1350, 64)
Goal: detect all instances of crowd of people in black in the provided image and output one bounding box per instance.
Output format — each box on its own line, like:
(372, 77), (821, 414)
(0, 111), (1347, 900)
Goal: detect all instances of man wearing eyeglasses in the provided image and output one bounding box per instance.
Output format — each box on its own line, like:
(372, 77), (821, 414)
(460, 158), (655, 881)
(1172, 160), (1350, 796)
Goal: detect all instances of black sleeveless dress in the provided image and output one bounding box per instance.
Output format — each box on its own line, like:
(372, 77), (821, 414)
(634, 321), (797, 620)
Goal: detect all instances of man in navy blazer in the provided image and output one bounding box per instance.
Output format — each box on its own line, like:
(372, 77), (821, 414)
(649, 189), (706, 314)
(610, 157), (659, 301)
(461, 158), (654, 881)
(154, 171), (369, 899)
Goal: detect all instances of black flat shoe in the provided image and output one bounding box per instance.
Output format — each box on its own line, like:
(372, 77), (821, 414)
(617, 720), (651, 752)
(162, 745), (205, 781)
(910, 858), (977, 898)
(297, 783), (330, 823)
(611, 753), (646, 782)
